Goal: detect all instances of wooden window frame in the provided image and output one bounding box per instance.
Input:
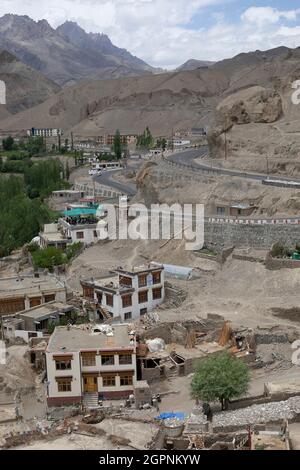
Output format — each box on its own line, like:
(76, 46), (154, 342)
(106, 294), (114, 307)
(101, 354), (115, 366)
(119, 276), (133, 287)
(124, 311), (132, 321)
(55, 359), (72, 370)
(119, 374), (133, 386)
(122, 294), (132, 308)
(138, 274), (147, 288)
(119, 354), (132, 365)
(138, 290), (148, 304)
(56, 377), (72, 392)
(102, 374), (116, 387)
(82, 354), (96, 367)
(153, 287), (162, 300)
(152, 271), (161, 285)
(76, 231), (84, 240)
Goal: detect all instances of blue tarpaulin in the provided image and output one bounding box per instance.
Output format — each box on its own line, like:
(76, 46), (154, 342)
(155, 412), (185, 421)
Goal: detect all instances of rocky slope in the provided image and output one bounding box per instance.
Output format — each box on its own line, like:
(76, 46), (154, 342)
(176, 59), (215, 71)
(0, 68), (225, 136)
(0, 50), (60, 113)
(0, 14), (157, 86)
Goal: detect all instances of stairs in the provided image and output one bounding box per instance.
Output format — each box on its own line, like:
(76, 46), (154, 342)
(83, 392), (99, 409)
(99, 306), (112, 323)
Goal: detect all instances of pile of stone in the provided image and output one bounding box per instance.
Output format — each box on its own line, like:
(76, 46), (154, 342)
(213, 397), (300, 431)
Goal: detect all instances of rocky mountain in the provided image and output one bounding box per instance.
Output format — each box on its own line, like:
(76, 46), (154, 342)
(0, 103), (10, 120)
(176, 59), (215, 71)
(2, 42), (300, 177)
(0, 14), (158, 86)
(0, 67), (225, 136)
(0, 49), (60, 113)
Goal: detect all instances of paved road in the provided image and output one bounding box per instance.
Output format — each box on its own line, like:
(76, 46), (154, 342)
(93, 168), (137, 197)
(168, 147), (300, 184)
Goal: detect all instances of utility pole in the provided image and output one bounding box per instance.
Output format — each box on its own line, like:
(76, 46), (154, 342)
(224, 129), (227, 160)
(172, 127), (174, 153)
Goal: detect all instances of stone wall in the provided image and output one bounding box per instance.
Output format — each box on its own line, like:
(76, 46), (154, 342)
(204, 221), (300, 250)
(265, 252), (300, 270)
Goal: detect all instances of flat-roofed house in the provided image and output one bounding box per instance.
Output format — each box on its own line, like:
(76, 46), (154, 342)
(81, 263), (165, 322)
(0, 275), (68, 316)
(45, 324), (137, 406)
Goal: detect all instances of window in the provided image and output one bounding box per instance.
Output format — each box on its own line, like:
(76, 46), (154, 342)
(82, 354), (96, 367)
(124, 312), (132, 321)
(55, 360), (71, 370)
(152, 271), (161, 284)
(30, 297), (42, 308)
(119, 276), (132, 287)
(138, 274), (147, 288)
(93, 230), (98, 238)
(102, 375), (116, 387)
(122, 294), (132, 308)
(152, 288), (161, 300)
(101, 354), (115, 366)
(83, 286), (94, 299)
(138, 290), (148, 304)
(106, 294), (114, 307)
(140, 308), (147, 316)
(76, 232), (84, 240)
(120, 374), (133, 386)
(119, 354), (132, 365)
(153, 287), (162, 300)
(217, 207), (225, 216)
(56, 378), (72, 392)
(44, 294), (55, 303)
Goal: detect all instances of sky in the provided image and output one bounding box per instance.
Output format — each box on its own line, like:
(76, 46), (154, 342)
(2, 0), (300, 68)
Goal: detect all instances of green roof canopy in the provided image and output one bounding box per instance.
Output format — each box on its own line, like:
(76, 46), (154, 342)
(63, 208), (97, 217)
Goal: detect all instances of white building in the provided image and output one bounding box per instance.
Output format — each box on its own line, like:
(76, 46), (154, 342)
(45, 324), (137, 406)
(40, 211), (106, 248)
(27, 128), (63, 137)
(81, 264), (165, 322)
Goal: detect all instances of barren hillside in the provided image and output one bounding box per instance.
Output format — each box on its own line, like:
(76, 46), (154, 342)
(0, 49), (60, 113)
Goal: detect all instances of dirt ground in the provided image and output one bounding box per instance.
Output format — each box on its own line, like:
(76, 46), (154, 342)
(14, 433), (130, 450)
(66, 239), (300, 333)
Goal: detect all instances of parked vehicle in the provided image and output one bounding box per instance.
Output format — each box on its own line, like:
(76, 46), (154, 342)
(88, 169), (101, 176)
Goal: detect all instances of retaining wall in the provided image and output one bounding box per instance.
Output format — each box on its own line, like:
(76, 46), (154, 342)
(204, 221), (300, 249)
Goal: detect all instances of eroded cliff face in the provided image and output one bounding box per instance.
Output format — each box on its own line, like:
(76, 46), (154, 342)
(208, 86), (283, 161)
(135, 157), (300, 218)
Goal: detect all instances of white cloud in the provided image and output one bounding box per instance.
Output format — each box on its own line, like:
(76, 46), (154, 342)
(242, 7), (300, 27)
(1, 1), (300, 69)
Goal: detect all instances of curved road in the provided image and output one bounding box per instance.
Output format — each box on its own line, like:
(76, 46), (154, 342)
(93, 168), (137, 197)
(92, 146), (300, 198)
(168, 147), (300, 184)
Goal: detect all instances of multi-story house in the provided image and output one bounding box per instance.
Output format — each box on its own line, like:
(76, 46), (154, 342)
(45, 324), (137, 406)
(81, 264), (165, 322)
(0, 275), (67, 316)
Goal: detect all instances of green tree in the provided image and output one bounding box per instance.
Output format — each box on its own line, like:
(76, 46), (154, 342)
(191, 352), (250, 410)
(31, 246), (65, 271)
(65, 161), (70, 180)
(113, 129), (122, 159)
(2, 136), (15, 151)
(136, 127), (154, 150)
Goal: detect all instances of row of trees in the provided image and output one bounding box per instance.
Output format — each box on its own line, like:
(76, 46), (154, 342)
(0, 158), (70, 256)
(2, 136), (46, 157)
(113, 127), (167, 155)
(0, 176), (53, 257)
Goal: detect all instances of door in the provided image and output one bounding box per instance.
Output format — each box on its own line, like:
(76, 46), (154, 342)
(84, 376), (98, 392)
